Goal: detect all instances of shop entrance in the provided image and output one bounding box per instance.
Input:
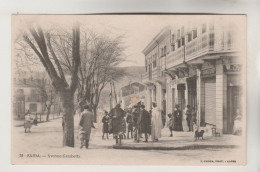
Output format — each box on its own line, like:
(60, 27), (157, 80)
(226, 86), (241, 134)
(187, 78), (197, 110)
(177, 84), (185, 111)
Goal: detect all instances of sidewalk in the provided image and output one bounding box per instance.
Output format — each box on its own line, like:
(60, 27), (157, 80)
(112, 129), (241, 150)
(13, 113), (62, 127)
(76, 114), (242, 150)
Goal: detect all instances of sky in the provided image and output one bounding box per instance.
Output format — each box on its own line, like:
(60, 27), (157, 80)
(13, 15), (245, 68)
(12, 15), (213, 68)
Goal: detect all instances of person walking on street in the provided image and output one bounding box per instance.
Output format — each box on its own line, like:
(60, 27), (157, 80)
(79, 105), (95, 149)
(151, 102), (163, 142)
(102, 111), (110, 139)
(139, 105), (151, 142)
(24, 110), (33, 133)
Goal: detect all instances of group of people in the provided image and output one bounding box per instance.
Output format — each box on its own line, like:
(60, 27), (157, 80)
(168, 104), (197, 136)
(79, 102), (198, 148)
(101, 102), (164, 144)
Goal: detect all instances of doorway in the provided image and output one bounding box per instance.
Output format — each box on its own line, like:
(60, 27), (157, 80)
(226, 86), (241, 134)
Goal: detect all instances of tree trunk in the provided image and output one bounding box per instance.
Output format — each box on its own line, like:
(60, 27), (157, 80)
(60, 91), (75, 147)
(92, 105), (97, 123)
(46, 106), (50, 121)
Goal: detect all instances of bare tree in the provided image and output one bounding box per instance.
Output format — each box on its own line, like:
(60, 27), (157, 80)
(76, 33), (128, 121)
(20, 23), (80, 147)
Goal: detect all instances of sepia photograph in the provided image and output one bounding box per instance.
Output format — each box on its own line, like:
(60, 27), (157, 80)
(11, 14), (246, 165)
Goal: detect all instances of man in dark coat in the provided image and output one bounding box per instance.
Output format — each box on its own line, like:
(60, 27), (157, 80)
(185, 105), (192, 131)
(139, 105), (151, 142)
(126, 109), (133, 139)
(109, 104), (126, 144)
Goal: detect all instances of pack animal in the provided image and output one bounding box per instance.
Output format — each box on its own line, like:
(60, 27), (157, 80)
(194, 130), (205, 140)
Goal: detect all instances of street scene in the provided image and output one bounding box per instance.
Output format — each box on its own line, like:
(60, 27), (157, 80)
(12, 15), (246, 165)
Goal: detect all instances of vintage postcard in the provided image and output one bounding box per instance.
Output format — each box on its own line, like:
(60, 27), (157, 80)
(11, 14), (246, 165)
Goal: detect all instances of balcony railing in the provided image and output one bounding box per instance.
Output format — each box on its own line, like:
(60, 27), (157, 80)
(162, 47), (184, 69)
(142, 29), (238, 82)
(185, 32), (214, 61)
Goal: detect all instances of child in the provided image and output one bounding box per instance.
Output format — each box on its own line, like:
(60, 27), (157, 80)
(102, 111), (110, 139)
(24, 110), (33, 133)
(168, 113), (174, 137)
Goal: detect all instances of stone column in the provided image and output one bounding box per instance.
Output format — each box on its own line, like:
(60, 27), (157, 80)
(184, 79), (188, 108)
(174, 75), (179, 106)
(156, 82), (162, 111)
(145, 87), (151, 111)
(216, 59), (227, 134)
(196, 68), (201, 128)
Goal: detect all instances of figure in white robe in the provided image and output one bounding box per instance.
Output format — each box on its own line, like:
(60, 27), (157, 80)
(151, 103), (163, 141)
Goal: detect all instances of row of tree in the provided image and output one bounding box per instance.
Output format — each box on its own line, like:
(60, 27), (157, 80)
(15, 22), (127, 147)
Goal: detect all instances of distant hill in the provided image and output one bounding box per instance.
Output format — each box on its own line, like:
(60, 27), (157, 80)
(116, 66), (145, 87)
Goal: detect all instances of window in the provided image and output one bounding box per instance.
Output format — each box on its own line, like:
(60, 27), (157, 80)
(178, 40), (181, 48)
(145, 60), (147, 72)
(172, 44), (175, 51)
(193, 29), (197, 39)
(29, 103), (37, 112)
(164, 46), (167, 56)
(153, 55), (157, 68)
(202, 24), (206, 33)
(188, 33), (192, 42)
(172, 34), (175, 43)
(227, 31), (232, 49)
(31, 89), (37, 96)
(161, 48), (164, 57)
(177, 29), (180, 38)
(181, 26), (184, 36)
(182, 37), (185, 46)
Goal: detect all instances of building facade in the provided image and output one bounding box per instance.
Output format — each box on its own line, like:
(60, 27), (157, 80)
(12, 71), (58, 119)
(141, 18), (244, 134)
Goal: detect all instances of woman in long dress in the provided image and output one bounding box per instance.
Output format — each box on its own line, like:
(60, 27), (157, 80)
(173, 105), (183, 131)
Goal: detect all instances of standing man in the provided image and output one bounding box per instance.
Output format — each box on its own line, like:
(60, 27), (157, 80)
(132, 105), (141, 142)
(79, 105), (95, 149)
(185, 105), (192, 131)
(151, 102), (163, 142)
(126, 108), (133, 139)
(139, 105), (151, 142)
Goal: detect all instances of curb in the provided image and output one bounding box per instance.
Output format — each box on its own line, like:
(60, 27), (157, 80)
(112, 144), (238, 150)
(14, 118), (61, 127)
